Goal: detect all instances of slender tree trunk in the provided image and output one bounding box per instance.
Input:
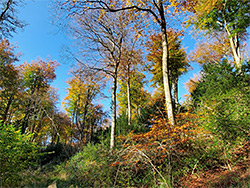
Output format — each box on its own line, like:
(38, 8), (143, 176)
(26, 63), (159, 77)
(31, 109), (45, 141)
(80, 90), (91, 143)
(228, 34), (241, 69)
(158, 0), (175, 126)
(127, 74), (131, 127)
(70, 111), (75, 145)
(168, 149), (173, 186)
(2, 93), (14, 124)
(162, 30), (175, 125)
(224, 15), (242, 69)
(172, 77), (178, 110)
(21, 99), (33, 134)
(110, 72), (118, 150)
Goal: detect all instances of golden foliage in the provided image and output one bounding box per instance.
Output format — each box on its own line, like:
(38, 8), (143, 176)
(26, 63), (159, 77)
(115, 111), (202, 167)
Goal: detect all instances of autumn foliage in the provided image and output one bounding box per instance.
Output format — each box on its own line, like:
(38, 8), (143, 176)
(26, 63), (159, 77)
(2, 0), (250, 187)
(113, 111), (201, 184)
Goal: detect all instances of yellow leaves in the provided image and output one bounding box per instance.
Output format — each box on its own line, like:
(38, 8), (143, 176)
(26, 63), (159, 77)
(189, 33), (232, 65)
(126, 0), (132, 7)
(184, 73), (201, 97)
(202, 0), (219, 14)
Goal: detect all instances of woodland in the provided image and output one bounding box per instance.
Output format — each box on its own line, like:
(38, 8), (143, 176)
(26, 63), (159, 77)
(1, 0), (250, 187)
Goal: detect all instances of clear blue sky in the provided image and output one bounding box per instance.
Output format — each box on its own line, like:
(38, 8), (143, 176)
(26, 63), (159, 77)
(10, 0), (73, 110)
(10, 0), (201, 112)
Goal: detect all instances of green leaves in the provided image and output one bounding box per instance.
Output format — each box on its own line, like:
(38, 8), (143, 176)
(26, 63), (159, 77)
(146, 30), (188, 89)
(191, 0), (250, 34)
(192, 60), (250, 141)
(0, 122), (38, 187)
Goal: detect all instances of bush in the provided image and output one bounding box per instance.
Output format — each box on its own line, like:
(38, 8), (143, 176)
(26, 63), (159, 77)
(0, 122), (38, 187)
(39, 143), (76, 166)
(189, 60), (250, 170)
(192, 60), (250, 142)
(54, 143), (114, 187)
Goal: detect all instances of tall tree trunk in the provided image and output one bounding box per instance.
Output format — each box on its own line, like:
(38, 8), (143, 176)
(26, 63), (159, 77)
(172, 77), (178, 110)
(2, 93), (14, 124)
(228, 34), (241, 69)
(80, 90), (91, 143)
(127, 74), (131, 127)
(223, 13), (242, 69)
(110, 73), (118, 150)
(21, 99), (33, 134)
(158, 0), (175, 126)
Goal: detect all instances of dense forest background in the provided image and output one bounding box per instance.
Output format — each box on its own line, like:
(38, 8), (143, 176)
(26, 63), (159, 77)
(1, 0), (250, 187)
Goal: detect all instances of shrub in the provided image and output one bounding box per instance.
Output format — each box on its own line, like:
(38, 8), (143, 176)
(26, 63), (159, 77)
(0, 122), (38, 187)
(39, 143), (76, 166)
(190, 60), (250, 169)
(54, 143), (114, 187)
(192, 60), (250, 142)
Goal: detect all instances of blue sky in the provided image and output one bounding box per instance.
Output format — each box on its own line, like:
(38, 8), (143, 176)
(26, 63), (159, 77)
(10, 0), (73, 110)
(10, 0), (200, 112)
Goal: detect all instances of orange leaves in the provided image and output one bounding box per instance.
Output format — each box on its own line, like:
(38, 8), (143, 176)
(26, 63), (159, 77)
(189, 33), (232, 65)
(184, 73), (201, 95)
(111, 161), (121, 166)
(116, 111), (201, 169)
(19, 58), (59, 84)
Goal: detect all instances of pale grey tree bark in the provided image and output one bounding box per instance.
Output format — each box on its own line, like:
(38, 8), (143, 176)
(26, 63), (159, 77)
(171, 76), (178, 109)
(127, 75), (131, 127)
(158, 0), (175, 126)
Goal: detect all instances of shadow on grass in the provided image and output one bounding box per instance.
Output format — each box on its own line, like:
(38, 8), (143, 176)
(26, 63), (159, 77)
(208, 166), (250, 188)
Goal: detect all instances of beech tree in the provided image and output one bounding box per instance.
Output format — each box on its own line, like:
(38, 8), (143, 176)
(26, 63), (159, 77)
(60, 10), (132, 149)
(17, 58), (59, 134)
(57, 0), (190, 126)
(189, 32), (232, 65)
(118, 70), (149, 124)
(118, 40), (145, 127)
(28, 86), (60, 144)
(0, 39), (20, 124)
(63, 70), (106, 146)
(146, 29), (188, 109)
(187, 0), (250, 69)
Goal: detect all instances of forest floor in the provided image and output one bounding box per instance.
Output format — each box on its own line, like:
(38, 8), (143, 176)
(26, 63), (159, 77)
(22, 160), (250, 188)
(179, 159), (250, 188)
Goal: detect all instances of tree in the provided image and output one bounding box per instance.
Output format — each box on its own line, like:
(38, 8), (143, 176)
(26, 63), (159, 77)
(50, 111), (72, 145)
(57, 0), (189, 126)
(118, 70), (150, 129)
(191, 60), (250, 140)
(17, 58), (59, 134)
(190, 60), (250, 169)
(146, 29), (189, 109)
(0, 122), (38, 187)
(118, 40), (145, 127)
(28, 86), (60, 145)
(63, 70), (106, 146)
(188, 32), (232, 65)
(0, 0), (26, 38)
(0, 39), (20, 124)
(187, 0), (250, 69)
(60, 9), (135, 149)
